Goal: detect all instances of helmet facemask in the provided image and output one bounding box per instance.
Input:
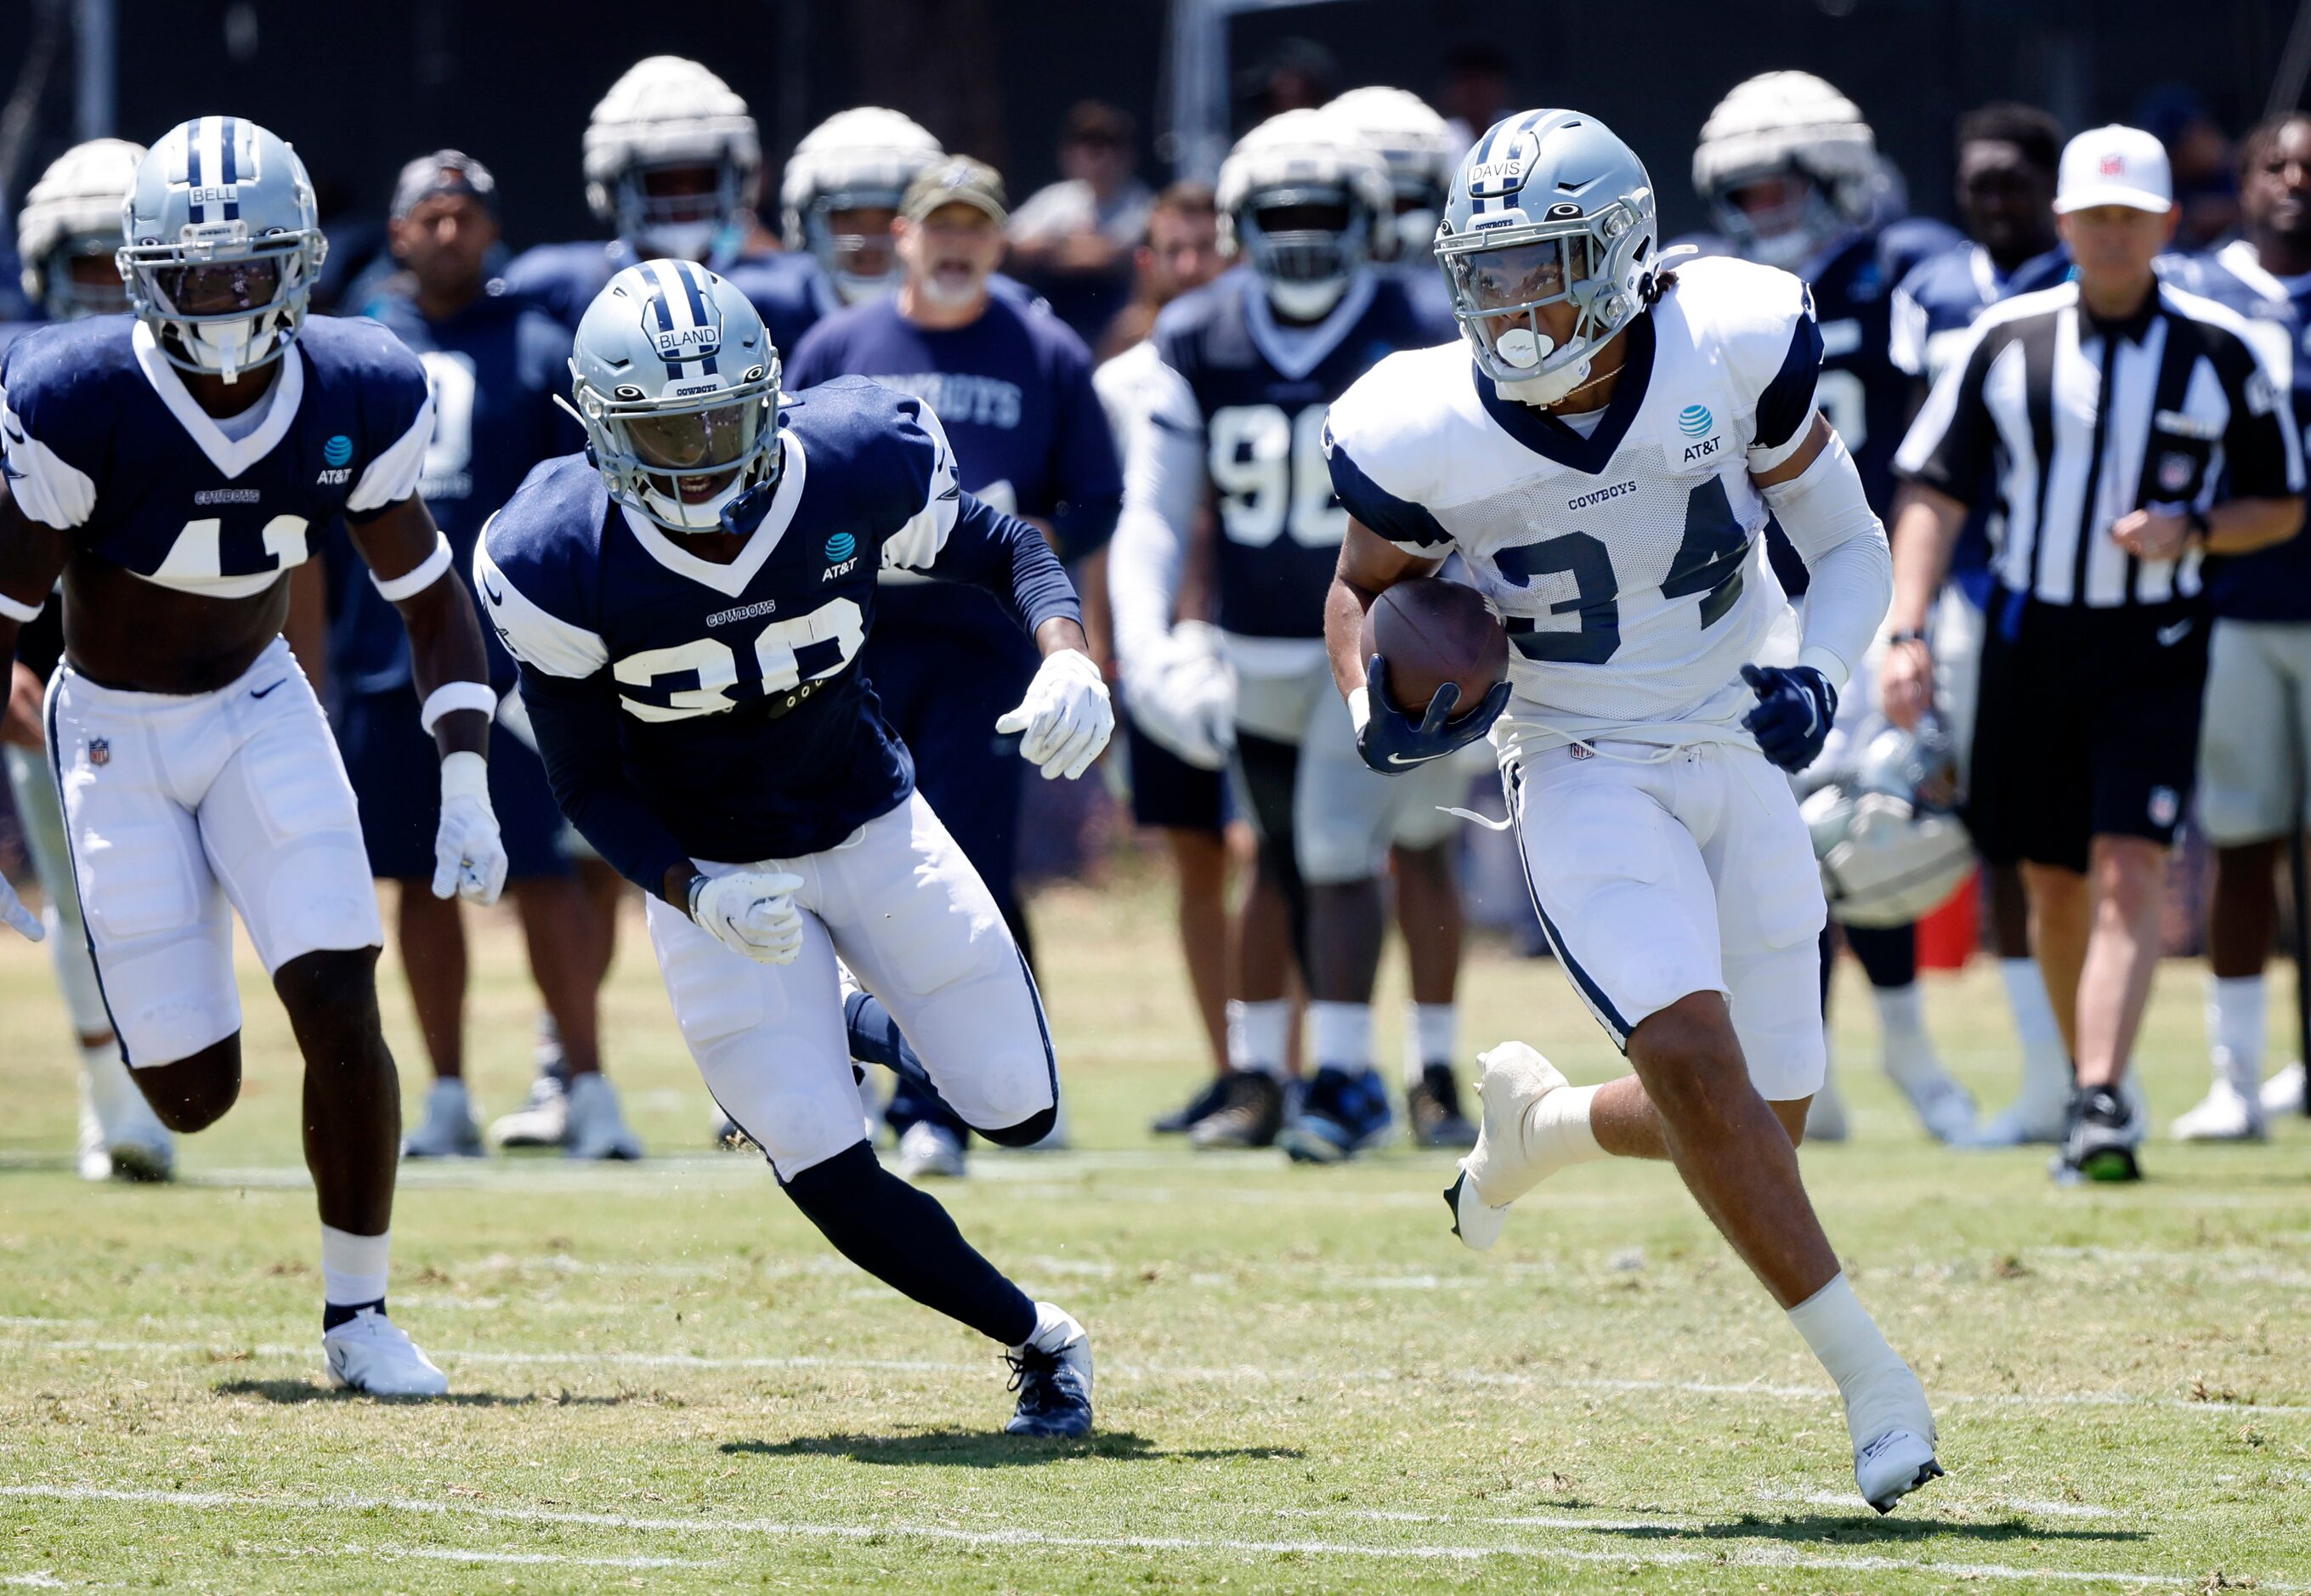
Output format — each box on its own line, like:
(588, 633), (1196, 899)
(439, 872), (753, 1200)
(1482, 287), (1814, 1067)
(1235, 184), (1370, 319)
(573, 354), (784, 535)
(614, 159), (743, 262)
(1707, 164), (1845, 270)
(119, 225), (320, 384)
(802, 192), (905, 303)
(40, 229), (132, 319)
(1439, 195), (1651, 405)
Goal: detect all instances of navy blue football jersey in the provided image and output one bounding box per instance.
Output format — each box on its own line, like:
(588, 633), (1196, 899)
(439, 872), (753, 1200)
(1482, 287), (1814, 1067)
(1147, 264), (1453, 640)
(320, 284), (577, 696)
(477, 376), (1080, 885)
(1, 314), (431, 599)
(718, 250), (845, 359)
(2163, 241), (2311, 621)
(1802, 217), (1964, 517)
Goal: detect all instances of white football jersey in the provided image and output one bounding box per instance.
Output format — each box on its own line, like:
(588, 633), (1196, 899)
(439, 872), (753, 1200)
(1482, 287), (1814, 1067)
(1325, 256), (1825, 752)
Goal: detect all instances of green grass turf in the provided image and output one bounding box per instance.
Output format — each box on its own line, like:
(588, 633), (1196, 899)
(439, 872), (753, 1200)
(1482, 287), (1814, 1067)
(2, 863), (2308, 1593)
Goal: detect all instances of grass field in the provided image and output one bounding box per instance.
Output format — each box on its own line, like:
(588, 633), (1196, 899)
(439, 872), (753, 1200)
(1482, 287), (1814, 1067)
(2, 859), (2308, 1593)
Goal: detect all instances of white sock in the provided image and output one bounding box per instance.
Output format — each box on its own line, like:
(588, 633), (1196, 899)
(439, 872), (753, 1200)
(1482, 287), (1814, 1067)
(320, 1225), (391, 1309)
(1013, 1299), (1085, 1355)
(1229, 999), (1289, 1079)
(1527, 1080), (1609, 1169)
(2207, 973), (2266, 1091)
(80, 1040), (144, 1126)
(1405, 1003), (1458, 1086)
(1999, 958), (2070, 1106)
(1307, 1001), (1374, 1072)
(1787, 1271), (1902, 1401)
(1872, 982), (1926, 1042)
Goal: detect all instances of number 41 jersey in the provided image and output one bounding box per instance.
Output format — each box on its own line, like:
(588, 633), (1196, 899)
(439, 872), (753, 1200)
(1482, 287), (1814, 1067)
(1323, 255), (1825, 750)
(0, 314), (431, 597)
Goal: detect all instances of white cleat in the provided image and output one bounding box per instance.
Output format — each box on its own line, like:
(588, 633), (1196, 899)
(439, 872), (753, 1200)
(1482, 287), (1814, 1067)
(1898, 1072), (1978, 1144)
(401, 1078), (484, 1159)
(490, 1072), (569, 1149)
(1954, 1092), (2070, 1148)
(897, 1120), (966, 1180)
(1447, 1042), (1569, 1254)
(2172, 1078), (2267, 1142)
(1844, 1361), (1944, 1513)
(563, 1072), (643, 1161)
(323, 1308), (449, 1396)
(2261, 1060), (2306, 1116)
(78, 1046), (174, 1183)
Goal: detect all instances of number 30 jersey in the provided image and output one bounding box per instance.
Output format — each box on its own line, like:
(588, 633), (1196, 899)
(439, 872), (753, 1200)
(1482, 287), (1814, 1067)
(1324, 256), (1825, 749)
(0, 314), (432, 597)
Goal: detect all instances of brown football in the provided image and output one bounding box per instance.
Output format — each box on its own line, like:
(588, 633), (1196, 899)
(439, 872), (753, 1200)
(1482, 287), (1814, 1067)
(1360, 577), (1510, 716)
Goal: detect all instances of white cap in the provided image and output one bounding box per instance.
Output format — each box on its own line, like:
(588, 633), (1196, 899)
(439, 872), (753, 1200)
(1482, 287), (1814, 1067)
(2054, 124), (2172, 214)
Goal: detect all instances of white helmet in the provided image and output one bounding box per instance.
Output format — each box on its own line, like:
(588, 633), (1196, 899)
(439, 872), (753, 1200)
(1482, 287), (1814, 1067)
(583, 56), (761, 262)
(1801, 718), (1973, 929)
(1215, 109), (1393, 320)
(779, 108), (943, 304)
(1325, 87), (1462, 263)
(17, 137), (144, 318)
(1693, 71), (1878, 270)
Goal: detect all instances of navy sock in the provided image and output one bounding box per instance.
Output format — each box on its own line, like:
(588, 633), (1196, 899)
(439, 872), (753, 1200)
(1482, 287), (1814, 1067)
(845, 990), (934, 1092)
(782, 1142), (1034, 1345)
(323, 1296), (385, 1332)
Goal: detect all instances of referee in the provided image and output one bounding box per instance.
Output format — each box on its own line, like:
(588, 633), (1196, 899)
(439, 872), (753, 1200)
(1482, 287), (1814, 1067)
(1880, 124), (2304, 1183)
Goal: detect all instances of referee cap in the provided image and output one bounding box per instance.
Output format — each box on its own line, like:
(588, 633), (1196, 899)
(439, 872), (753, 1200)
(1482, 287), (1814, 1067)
(2053, 125), (2172, 214)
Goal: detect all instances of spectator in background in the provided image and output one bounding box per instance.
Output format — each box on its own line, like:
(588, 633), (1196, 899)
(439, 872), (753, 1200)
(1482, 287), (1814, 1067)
(1096, 180), (1225, 359)
(1008, 101), (1155, 346)
(2137, 85), (2241, 252)
(292, 152), (637, 1163)
(786, 156), (1123, 1178)
(1436, 42), (1515, 156)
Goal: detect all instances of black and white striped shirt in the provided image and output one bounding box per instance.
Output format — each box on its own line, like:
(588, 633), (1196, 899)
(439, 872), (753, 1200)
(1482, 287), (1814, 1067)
(1894, 278), (2303, 607)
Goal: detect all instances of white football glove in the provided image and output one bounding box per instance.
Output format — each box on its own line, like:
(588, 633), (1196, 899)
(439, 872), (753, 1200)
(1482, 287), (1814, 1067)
(1130, 620), (1236, 771)
(996, 648), (1114, 781)
(432, 751), (509, 905)
(0, 873), (43, 942)
(688, 869), (807, 965)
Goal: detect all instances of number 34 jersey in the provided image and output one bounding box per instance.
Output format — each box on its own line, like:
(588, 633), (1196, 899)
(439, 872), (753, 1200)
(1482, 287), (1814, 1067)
(0, 314), (432, 597)
(1324, 256), (1826, 750)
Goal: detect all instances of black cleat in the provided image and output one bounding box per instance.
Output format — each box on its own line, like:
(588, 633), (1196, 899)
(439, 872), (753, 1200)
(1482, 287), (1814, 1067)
(1407, 1063), (1477, 1149)
(2054, 1085), (2144, 1184)
(1151, 1074), (1234, 1135)
(1005, 1338), (1093, 1438)
(1187, 1069), (1285, 1150)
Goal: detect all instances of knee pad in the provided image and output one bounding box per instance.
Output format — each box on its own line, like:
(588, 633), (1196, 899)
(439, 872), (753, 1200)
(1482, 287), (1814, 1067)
(975, 1103), (1057, 1149)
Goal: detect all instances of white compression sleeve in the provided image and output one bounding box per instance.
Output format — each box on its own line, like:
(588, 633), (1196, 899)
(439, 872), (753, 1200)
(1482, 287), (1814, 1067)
(1103, 352), (1206, 686)
(1757, 430), (1891, 693)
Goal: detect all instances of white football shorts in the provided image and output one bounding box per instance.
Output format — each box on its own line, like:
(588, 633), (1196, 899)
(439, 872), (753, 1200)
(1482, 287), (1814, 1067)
(644, 790), (1058, 1180)
(1507, 736), (1827, 1102)
(46, 637), (383, 1067)
(2197, 616), (2311, 847)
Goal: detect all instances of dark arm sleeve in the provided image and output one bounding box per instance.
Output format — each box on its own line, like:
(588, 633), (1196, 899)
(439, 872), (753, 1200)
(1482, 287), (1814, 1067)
(1044, 337), (1124, 562)
(517, 665), (693, 899)
(924, 492), (1084, 636)
(2212, 334), (2305, 501)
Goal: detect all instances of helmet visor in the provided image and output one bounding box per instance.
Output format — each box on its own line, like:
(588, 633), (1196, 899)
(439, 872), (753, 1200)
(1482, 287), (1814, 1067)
(625, 399), (763, 473)
(152, 257), (282, 317)
(1445, 235), (1599, 317)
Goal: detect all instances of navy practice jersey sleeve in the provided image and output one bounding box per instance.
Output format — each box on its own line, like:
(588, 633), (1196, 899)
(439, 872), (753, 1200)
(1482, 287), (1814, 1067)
(518, 662), (694, 897)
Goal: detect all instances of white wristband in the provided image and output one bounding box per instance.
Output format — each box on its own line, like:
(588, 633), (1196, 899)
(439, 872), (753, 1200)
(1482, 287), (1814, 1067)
(371, 531), (454, 603)
(0, 590), (43, 624)
(419, 680), (499, 733)
(1347, 684), (1373, 735)
(439, 749), (489, 801)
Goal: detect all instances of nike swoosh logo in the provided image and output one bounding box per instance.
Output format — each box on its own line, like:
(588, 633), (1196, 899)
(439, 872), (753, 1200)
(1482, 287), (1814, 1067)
(2157, 620), (2192, 646)
(938, 485), (960, 501)
(251, 680), (286, 699)
(482, 579), (505, 605)
(1385, 752), (1430, 767)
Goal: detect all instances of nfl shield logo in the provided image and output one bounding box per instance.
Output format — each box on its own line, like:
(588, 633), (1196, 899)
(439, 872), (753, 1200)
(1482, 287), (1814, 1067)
(2100, 154), (2126, 178)
(2158, 452), (2195, 494)
(88, 738), (110, 767)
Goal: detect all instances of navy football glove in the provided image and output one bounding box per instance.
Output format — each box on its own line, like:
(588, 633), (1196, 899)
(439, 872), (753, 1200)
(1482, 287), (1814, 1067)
(1740, 663), (1837, 773)
(1353, 656), (1511, 775)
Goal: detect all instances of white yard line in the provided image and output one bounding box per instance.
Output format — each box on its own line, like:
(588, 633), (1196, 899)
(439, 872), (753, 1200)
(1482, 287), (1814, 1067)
(0, 1483), (2291, 1590)
(14, 1332), (2311, 1417)
(1753, 1486), (2119, 1520)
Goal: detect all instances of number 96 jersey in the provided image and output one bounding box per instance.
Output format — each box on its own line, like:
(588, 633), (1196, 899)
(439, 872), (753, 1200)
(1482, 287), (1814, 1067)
(1324, 256), (1825, 749)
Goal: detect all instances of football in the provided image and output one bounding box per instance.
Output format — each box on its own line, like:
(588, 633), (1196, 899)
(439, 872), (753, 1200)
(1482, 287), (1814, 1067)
(1359, 577), (1510, 716)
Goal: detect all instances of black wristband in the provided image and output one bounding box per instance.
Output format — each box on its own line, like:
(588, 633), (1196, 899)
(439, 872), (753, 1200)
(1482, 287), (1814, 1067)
(2185, 507), (2213, 546)
(1887, 629), (1929, 648)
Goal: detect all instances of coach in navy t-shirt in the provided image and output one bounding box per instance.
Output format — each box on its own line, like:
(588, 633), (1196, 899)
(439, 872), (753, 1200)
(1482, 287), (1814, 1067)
(786, 156), (1120, 1164)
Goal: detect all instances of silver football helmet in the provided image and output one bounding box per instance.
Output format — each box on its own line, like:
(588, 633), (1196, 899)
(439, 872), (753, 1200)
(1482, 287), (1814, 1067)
(1435, 110), (1662, 407)
(779, 108), (943, 304)
(1692, 71), (1878, 271)
(1325, 87), (1462, 264)
(1215, 110), (1394, 319)
(1801, 716), (1974, 930)
(17, 138), (144, 318)
(583, 56), (761, 263)
(120, 116), (326, 383)
(567, 259), (782, 535)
